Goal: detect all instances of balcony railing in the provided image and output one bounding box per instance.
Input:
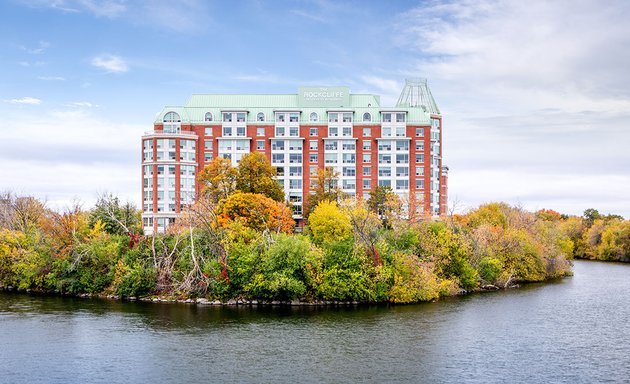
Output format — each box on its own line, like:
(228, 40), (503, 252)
(144, 130), (197, 136)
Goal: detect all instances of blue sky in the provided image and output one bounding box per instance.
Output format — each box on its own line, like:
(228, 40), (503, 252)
(1, 0), (629, 218)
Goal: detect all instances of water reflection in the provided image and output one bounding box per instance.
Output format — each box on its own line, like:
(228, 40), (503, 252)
(1, 261), (629, 384)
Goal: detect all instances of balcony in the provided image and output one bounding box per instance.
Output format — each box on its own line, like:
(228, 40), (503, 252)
(144, 130), (197, 137)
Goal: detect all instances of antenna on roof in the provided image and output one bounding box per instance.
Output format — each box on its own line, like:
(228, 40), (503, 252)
(395, 78), (440, 115)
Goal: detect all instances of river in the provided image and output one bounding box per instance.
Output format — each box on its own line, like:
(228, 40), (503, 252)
(1, 260), (629, 383)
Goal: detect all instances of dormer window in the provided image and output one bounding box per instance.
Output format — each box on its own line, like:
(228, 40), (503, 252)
(363, 112), (371, 122)
(164, 112), (181, 123)
(310, 112), (318, 122)
(257, 112), (265, 122)
(204, 112), (213, 122)
(163, 111), (181, 133)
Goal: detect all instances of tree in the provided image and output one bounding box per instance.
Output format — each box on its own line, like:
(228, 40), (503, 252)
(307, 201), (352, 244)
(236, 153), (284, 202)
(198, 157), (238, 204)
(217, 192), (294, 234)
(583, 208), (601, 228)
(367, 186), (401, 227)
(304, 167), (345, 217)
(89, 193), (141, 236)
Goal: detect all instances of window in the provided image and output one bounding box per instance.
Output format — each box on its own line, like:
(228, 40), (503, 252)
(257, 112), (265, 122)
(363, 140), (371, 150)
(396, 180), (409, 190)
(310, 166), (317, 176)
(363, 112), (371, 122)
(342, 153), (355, 164)
(204, 153), (213, 162)
(396, 141), (409, 151)
(325, 141), (337, 150)
(289, 113), (299, 122)
(416, 127), (424, 137)
(205, 127), (213, 136)
(288, 140), (302, 151)
(342, 127), (352, 137)
(272, 153), (284, 163)
(342, 113), (352, 122)
(276, 113), (285, 122)
(310, 112), (318, 122)
(289, 179), (302, 189)
(396, 167), (409, 177)
(396, 154), (409, 164)
(204, 112), (213, 122)
(363, 179), (371, 189)
(415, 166), (424, 176)
(223, 127), (232, 137)
(276, 127), (285, 137)
(328, 112), (338, 123)
(236, 113), (246, 122)
(329, 127), (338, 137)
(342, 142), (355, 151)
(342, 167), (355, 177)
(342, 180), (356, 189)
(257, 127), (265, 136)
(378, 167), (391, 177)
(164, 111), (181, 123)
(276, 167), (285, 176)
(362, 153), (371, 163)
(382, 127), (392, 137)
(292, 205), (303, 216)
(223, 112), (232, 122)
(289, 154), (302, 163)
(271, 140), (284, 151)
(378, 141), (392, 151)
(309, 153), (318, 163)
(363, 127), (371, 137)
(309, 140), (318, 150)
(396, 127), (405, 137)
(256, 140), (265, 150)
(310, 127), (318, 136)
(378, 154), (391, 164)
(378, 180), (391, 187)
(382, 113), (392, 123)
(289, 166), (302, 176)
(236, 127), (246, 137)
(204, 140), (213, 150)
(363, 166), (371, 176)
(416, 154), (424, 163)
(396, 113), (405, 123)
(416, 179), (425, 189)
(289, 127), (299, 137)
(324, 153), (337, 164)
(416, 140), (424, 151)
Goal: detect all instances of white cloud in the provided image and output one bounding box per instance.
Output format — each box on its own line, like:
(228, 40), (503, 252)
(20, 0), (126, 17)
(387, 0), (630, 217)
(91, 54), (128, 73)
(20, 40), (51, 54)
(0, 108), (143, 210)
(65, 101), (97, 108)
(38, 76), (66, 81)
(4, 97), (41, 105)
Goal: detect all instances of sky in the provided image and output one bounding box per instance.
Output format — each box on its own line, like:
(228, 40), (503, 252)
(1, 0), (629, 218)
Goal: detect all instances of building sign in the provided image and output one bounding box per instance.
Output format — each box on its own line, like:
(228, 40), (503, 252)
(298, 86), (350, 107)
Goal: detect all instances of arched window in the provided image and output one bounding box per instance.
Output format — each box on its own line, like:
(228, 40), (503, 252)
(204, 112), (213, 122)
(363, 112), (371, 122)
(257, 112), (265, 122)
(164, 111), (181, 123)
(309, 112), (318, 122)
(163, 111), (181, 133)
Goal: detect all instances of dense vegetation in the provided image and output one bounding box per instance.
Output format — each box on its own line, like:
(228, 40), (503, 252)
(0, 155), (625, 303)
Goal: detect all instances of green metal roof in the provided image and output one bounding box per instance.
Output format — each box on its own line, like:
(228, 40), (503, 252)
(155, 88), (434, 125)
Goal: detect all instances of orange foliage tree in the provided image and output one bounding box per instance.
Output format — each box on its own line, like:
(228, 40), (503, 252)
(217, 192), (294, 233)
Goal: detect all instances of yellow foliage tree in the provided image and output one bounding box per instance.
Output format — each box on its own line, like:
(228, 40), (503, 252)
(307, 201), (352, 244)
(217, 192), (294, 234)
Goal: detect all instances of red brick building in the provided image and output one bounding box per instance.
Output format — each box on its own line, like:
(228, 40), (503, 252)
(141, 79), (448, 234)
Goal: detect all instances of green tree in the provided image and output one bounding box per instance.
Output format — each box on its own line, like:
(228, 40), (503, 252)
(89, 193), (141, 235)
(236, 153), (284, 202)
(367, 186), (401, 227)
